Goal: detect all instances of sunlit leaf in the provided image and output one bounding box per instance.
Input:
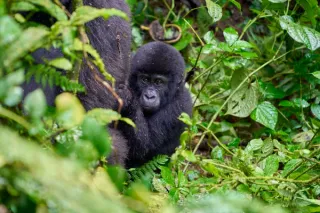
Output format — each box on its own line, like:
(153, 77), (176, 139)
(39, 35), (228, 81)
(24, 89), (47, 119)
(48, 58), (73, 71)
(87, 108), (121, 125)
(268, 0), (287, 3)
(223, 27), (238, 46)
(55, 93), (85, 128)
(0, 16), (21, 47)
(160, 166), (175, 186)
(205, 0), (222, 23)
(279, 15), (320, 50)
(311, 71), (320, 79)
(251, 101), (278, 130)
(311, 104), (320, 120)
(264, 155), (279, 176)
(245, 138), (263, 152)
(226, 70), (258, 118)
(24, 0), (67, 21)
(292, 131), (314, 143)
(2, 27), (49, 69)
(81, 117), (111, 157)
(70, 6), (128, 25)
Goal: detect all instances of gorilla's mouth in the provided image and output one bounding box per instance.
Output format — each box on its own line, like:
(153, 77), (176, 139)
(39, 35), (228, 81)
(141, 97), (160, 112)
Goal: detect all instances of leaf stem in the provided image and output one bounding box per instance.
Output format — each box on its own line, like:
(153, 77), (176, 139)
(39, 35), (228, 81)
(0, 106), (32, 130)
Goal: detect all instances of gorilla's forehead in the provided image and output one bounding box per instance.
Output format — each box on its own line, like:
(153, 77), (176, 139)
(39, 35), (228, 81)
(132, 41), (185, 76)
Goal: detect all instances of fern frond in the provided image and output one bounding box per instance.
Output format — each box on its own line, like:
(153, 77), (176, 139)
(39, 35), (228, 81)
(128, 155), (169, 182)
(26, 64), (85, 93)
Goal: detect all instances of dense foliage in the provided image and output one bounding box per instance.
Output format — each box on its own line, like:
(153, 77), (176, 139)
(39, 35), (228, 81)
(0, 0), (319, 212)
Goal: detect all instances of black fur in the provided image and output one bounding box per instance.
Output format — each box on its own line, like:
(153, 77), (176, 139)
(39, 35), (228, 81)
(77, 0), (131, 111)
(120, 42), (193, 168)
(22, 0), (131, 167)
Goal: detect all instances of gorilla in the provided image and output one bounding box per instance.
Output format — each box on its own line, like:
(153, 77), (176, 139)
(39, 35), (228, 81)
(22, 1), (193, 168)
(119, 41), (193, 168)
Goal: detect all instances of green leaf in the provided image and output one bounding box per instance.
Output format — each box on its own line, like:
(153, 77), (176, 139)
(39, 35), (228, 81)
(2, 27), (49, 69)
(268, 0), (287, 3)
(311, 71), (320, 79)
(24, 0), (67, 21)
(281, 159), (302, 177)
(227, 70), (258, 118)
(233, 40), (253, 49)
(311, 104), (320, 120)
(173, 33), (193, 51)
(55, 93), (85, 128)
(258, 80), (285, 99)
(119, 117), (135, 127)
(72, 39), (114, 83)
(205, 0), (222, 23)
(245, 138), (264, 152)
(178, 171), (188, 187)
(293, 98), (310, 108)
(10, 2), (38, 12)
(132, 27), (143, 46)
(87, 108), (121, 125)
(262, 137), (274, 157)
(203, 31), (215, 44)
(181, 150), (197, 162)
(279, 15), (320, 51)
(178, 113), (192, 126)
(70, 6), (128, 26)
(48, 58), (73, 71)
(0, 16), (22, 48)
(264, 155), (279, 176)
(23, 89), (47, 119)
(160, 166), (175, 186)
(251, 101), (278, 130)
(200, 160), (220, 177)
(292, 131), (314, 143)
(229, 0), (241, 10)
(81, 117), (111, 157)
(4, 87), (23, 107)
(223, 27), (238, 46)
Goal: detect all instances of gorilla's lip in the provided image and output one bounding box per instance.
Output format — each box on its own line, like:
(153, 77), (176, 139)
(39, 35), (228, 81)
(141, 104), (158, 112)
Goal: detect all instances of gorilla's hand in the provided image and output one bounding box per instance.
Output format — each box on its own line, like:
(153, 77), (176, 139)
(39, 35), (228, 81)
(117, 84), (133, 111)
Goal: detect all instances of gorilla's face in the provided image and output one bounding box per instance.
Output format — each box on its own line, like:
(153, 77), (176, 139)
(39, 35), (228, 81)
(137, 73), (169, 113)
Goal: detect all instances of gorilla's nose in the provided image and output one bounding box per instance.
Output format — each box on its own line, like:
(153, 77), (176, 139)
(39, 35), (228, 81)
(144, 93), (155, 100)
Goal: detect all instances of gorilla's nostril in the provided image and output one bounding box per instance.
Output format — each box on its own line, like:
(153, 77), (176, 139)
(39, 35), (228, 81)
(145, 94), (155, 100)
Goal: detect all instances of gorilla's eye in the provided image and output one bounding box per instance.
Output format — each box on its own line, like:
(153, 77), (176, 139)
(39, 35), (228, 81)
(141, 76), (149, 83)
(154, 79), (164, 85)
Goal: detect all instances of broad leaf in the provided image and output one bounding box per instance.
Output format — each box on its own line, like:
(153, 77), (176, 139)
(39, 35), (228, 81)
(2, 27), (49, 69)
(264, 155), (279, 176)
(227, 70), (258, 117)
(205, 0), (222, 23)
(251, 101), (278, 130)
(55, 93), (85, 128)
(0, 16), (21, 47)
(311, 71), (320, 79)
(311, 104), (320, 120)
(223, 27), (238, 46)
(24, 89), (47, 119)
(292, 131), (314, 143)
(279, 15), (320, 51)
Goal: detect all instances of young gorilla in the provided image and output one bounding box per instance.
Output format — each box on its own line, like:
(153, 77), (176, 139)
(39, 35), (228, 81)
(22, 0), (131, 166)
(119, 42), (193, 168)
